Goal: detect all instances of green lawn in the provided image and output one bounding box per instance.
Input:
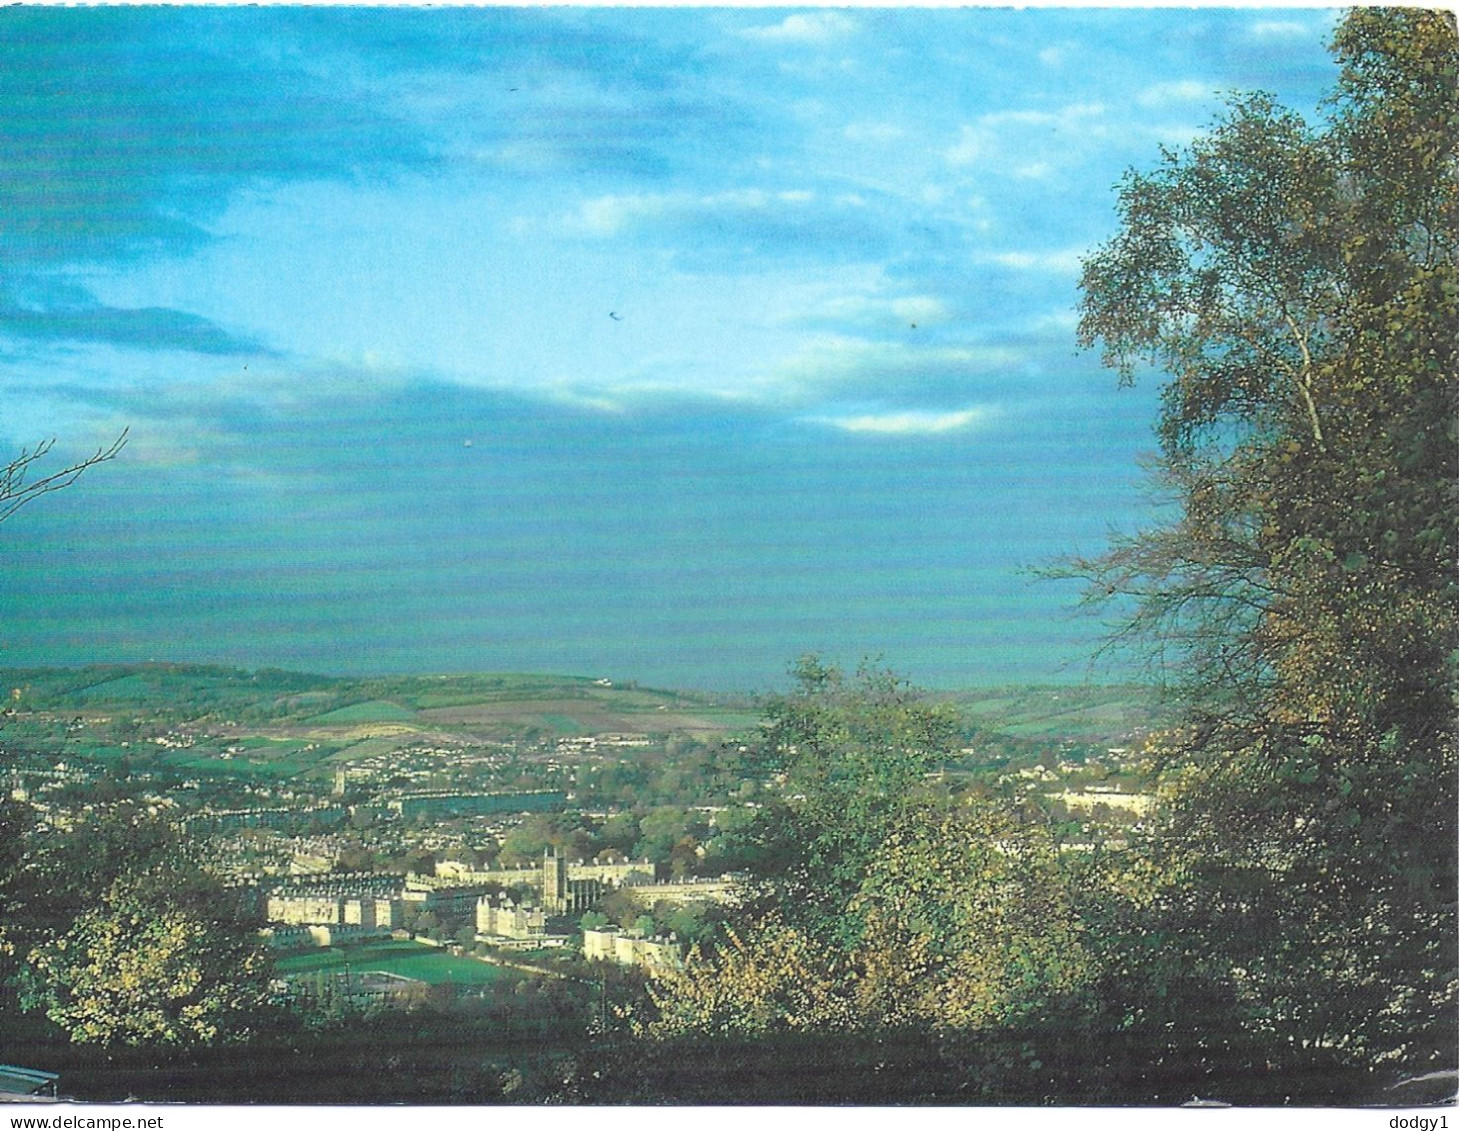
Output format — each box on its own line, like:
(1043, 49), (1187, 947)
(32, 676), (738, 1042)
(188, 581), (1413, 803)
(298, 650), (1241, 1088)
(275, 941), (510, 985)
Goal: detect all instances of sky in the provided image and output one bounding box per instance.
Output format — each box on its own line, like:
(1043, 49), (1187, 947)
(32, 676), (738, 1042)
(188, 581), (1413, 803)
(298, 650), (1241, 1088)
(0, 6), (1342, 692)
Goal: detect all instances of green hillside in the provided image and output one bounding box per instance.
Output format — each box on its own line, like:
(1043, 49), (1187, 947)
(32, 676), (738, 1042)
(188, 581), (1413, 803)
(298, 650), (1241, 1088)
(0, 664), (1162, 783)
(947, 684), (1166, 743)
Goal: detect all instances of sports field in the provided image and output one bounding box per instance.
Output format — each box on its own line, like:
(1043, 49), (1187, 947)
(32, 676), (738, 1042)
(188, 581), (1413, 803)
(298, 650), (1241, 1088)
(275, 940), (511, 985)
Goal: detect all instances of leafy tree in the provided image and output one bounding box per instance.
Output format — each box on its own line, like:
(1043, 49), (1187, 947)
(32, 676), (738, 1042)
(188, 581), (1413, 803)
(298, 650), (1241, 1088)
(666, 836), (701, 878)
(850, 802), (1095, 1033)
(646, 797), (1094, 1043)
(496, 821), (552, 867)
(8, 806), (192, 946)
(0, 434), (125, 990)
(633, 806), (693, 862)
(496, 814), (596, 866)
(661, 901), (726, 949)
(643, 918), (859, 1039)
(6, 809), (270, 1047)
(747, 656), (963, 948)
(557, 826), (600, 863)
(335, 842), (375, 873)
(598, 811), (641, 855)
(21, 872), (270, 1046)
(1073, 7), (1457, 1073)
(640, 659), (1101, 1068)
(0, 797), (34, 997)
(596, 887), (644, 928)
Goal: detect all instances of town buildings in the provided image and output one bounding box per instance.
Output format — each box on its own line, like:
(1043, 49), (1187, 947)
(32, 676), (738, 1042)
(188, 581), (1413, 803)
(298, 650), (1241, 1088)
(582, 927), (683, 973)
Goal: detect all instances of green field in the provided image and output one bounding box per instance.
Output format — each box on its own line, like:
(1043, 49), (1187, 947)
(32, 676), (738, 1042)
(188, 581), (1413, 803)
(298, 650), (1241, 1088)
(947, 685), (1164, 742)
(306, 700), (418, 724)
(275, 941), (511, 985)
(4, 664), (757, 737)
(2, 664), (1160, 783)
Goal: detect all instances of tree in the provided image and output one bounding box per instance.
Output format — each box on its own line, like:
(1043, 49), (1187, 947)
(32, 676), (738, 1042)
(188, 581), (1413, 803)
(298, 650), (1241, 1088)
(1, 432), (126, 978)
(599, 812), (641, 855)
(0, 432), (127, 524)
(639, 660), (1103, 1063)
(850, 802), (1096, 1033)
(0, 798), (35, 997)
(335, 842), (375, 872)
(1073, 8), (1456, 1074)
(7, 809), (273, 1047)
(633, 806), (694, 862)
(662, 901), (725, 949)
(747, 656), (964, 948)
(21, 873), (270, 1046)
(645, 796), (1095, 1045)
(643, 918), (859, 1039)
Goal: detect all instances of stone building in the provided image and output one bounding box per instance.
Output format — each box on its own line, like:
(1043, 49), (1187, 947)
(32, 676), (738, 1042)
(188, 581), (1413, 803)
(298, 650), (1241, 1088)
(432, 854), (653, 895)
(259, 922), (392, 949)
(401, 877), (489, 919)
(475, 897), (550, 944)
(265, 874), (404, 927)
(582, 926), (683, 973)
(386, 789), (565, 822)
(542, 848), (607, 914)
(621, 873), (740, 908)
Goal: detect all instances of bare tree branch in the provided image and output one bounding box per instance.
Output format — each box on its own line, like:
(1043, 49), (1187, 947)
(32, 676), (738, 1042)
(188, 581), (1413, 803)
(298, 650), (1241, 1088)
(0, 430), (129, 524)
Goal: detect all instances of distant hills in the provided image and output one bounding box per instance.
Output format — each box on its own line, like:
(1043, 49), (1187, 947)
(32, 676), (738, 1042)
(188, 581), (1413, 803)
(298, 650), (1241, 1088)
(0, 662), (1166, 746)
(0, 664), (759, 742)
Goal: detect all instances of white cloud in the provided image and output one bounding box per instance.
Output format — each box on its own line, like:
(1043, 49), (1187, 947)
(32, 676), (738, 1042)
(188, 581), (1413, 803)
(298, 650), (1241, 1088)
(944, 103), (1106, 169)
(979, 103), (1106, 130)
(890, 296), (947, 324)
(1249, 19), (1314, 40)
(987, 247), (1086, 275)
(1031, 309), (1079, 333)
(811, 406), (993, 436)
(793, 293), (948, 329)
(540, 386), (629, 416)
(764, 336), (1028, 408)
(1136, 80), (1217, 109)
(1149, 123), (1207, 149)
(743, 12), (857, 45)
(944, 125), (982, 167)
(106, 417), (217, 470)
(843, 121), (904, 144)
(568, 188), (818, 238)
(574, 193), (665, 237)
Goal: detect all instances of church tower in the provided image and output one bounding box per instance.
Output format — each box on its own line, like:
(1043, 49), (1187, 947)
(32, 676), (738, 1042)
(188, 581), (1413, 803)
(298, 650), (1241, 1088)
(543, 847), (568, 914)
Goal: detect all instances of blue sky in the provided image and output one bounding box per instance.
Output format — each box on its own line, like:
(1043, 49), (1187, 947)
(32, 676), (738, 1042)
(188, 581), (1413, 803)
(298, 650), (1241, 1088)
(0, 6), (1340, 690)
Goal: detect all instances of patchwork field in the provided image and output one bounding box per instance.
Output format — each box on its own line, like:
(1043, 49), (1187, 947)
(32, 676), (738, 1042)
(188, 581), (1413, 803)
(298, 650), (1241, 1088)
(0, 664), (1160, 784)
(416, 695), (758, 736)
